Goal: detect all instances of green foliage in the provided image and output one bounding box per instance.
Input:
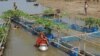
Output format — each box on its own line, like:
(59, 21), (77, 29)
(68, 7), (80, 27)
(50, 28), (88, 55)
(0, 25), (6, 41)
(44, 8), (69, 17)
(43, 8), (54, 14)
(57, 23), (68, 29)
(43, 8), (69, 29)
(36, 18), (53, 26)
(84, 17), (94, 26)
(84, 17), (100, 28)
(1, 10), (13, 19)
(0, 9), (30, 19)
(35, 16), (68, 30)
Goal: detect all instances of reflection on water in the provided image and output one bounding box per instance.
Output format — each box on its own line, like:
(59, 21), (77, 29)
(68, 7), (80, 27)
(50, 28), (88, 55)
(4, 24), (67, 56)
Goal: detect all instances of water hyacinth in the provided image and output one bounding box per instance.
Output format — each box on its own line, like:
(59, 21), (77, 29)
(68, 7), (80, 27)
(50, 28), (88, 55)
(43, 8), (55, 14)
(84, 17), (100, 28)
(35, 17), (68, 30)
(0, 9), (30, 19)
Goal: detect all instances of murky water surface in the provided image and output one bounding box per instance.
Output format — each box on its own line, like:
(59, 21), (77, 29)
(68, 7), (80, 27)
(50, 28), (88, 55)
(0, 0), (46, 15)
(4, 24), (67, 56)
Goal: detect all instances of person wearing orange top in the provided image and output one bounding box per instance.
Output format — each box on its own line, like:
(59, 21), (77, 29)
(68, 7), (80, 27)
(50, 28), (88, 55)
(35, 32), (48, 47)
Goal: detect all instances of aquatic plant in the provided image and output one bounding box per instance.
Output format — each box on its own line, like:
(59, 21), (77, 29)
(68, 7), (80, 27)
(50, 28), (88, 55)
(35, 16), (68, 30)
(84, 17), (100, 28)
(0, 9), (30, 19)
(0, 25), (6, 41)
(43, 8), (55, 14)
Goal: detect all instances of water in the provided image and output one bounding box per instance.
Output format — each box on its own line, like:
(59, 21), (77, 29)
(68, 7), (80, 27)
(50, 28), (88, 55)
(0, 0), (46, 15)
(1, 0), (100, 55)
(4, 24), (67, 56)
(0, 0), (67, 56)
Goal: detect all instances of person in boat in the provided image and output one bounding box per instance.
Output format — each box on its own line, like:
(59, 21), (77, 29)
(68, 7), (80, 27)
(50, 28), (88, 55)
(35, 32), (49, 47)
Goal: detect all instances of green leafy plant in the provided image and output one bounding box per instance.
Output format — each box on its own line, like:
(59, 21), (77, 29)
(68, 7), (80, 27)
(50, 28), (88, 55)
(84, 17), (100, 28)
(0, 25), (6, 41)
(35, 16), (68, 30)
(43, 8), (55, 14)
(0, 9), (30, 19)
